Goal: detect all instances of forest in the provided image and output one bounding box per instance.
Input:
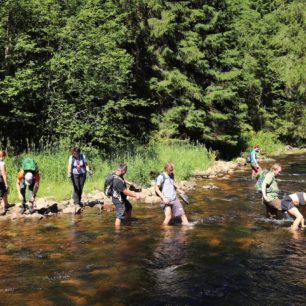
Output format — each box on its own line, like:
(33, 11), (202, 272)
(0, 0), (305, 158)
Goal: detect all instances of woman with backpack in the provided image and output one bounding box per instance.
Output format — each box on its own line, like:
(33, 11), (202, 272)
(0, 151), (9, 215)
(67, 147), (91, 213)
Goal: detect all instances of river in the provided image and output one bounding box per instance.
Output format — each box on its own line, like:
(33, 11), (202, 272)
(0, 154), (305, 305)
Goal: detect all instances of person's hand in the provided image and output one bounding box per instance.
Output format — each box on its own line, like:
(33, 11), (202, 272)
(18, 193), (23, 201)
(67, 173), (71, 178)
(162, 197), (170, 204)
(88, 169), (93, 176)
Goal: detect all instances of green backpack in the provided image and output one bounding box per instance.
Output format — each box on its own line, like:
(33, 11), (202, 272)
(21, 157), (37, 172)
(255, 169), (272, 193)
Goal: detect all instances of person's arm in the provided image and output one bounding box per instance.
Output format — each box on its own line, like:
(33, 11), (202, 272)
(123, 188), (141, 200)
(0, 164), (8, 190)
(67, 156), (72, 177)
(16, 177), (23, 200)
(155, 184), (170, 204)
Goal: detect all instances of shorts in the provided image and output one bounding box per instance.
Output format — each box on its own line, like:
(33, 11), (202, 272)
(113, 199), (132, 219)
(0, 181), (7, 197)
(262, 198), (281, 210)
(281, 196), (295, 211)
(163, 198), (185, 218)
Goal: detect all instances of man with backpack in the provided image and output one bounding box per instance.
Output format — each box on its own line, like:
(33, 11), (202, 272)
(16, 157), (40, 214)
(261, 163), (282, 218)
(109, 163), (142, 227)
(155, 162), (190, 226)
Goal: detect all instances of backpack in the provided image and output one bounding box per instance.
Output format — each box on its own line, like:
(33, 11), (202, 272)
(255, 169), (272, 193)
(71, 154), (85, 171)
(246, 152), (251, 163)
(104, 172), (115, 197)
(21, 157), (37, 172)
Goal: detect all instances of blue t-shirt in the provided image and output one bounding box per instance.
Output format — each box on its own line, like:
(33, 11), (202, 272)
(250, 149), (257, 164)
(69, 154), (87, 175)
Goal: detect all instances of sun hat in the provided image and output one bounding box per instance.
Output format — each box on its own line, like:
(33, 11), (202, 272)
(24, 172), (34, 185)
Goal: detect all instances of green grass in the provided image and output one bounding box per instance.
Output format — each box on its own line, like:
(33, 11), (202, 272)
(4, 141), (215, 203)
(243, 131), (285, 155)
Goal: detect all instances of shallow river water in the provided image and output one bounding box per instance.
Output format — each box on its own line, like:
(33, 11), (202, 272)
(0, 154), (305, 306)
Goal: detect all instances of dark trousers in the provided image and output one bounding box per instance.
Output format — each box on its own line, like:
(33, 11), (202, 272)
(71, 174), (86, 204)
(20, 180), (35, 206)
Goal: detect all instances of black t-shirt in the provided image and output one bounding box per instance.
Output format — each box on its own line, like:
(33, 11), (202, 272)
(113, 175), (127, 202)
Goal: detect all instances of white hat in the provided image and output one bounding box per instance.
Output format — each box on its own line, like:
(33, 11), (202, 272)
(24, 172), (34, 186)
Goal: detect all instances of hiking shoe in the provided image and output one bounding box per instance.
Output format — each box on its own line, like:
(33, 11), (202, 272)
(19, 206), (26, 214)
(29, 206), (35, 214)
(74, 204), (82, 214)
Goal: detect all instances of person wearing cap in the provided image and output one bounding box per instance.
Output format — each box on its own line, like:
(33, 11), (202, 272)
(112, 163), (143, 227)
(16, 168), (40, 214)
(250, 144), (261, 178)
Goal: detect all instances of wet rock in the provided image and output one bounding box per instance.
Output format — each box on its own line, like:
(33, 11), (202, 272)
(202, 184), (219, 190)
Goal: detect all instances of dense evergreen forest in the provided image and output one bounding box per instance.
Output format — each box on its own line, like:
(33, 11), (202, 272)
(0, 0), (305, 156)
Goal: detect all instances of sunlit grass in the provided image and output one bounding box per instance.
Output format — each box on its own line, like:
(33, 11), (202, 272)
(4, 141), (215, 203)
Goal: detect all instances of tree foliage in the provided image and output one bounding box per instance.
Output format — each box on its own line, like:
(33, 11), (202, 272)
(0, 0), (305, 155)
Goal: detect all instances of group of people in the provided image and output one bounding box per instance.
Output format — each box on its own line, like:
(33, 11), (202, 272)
(248, 145), (306, 231)
(0, 148), (190, 227)
(1, 145), (305, 230)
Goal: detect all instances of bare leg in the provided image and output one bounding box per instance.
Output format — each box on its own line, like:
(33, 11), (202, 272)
(162, 206), (172, 225)
(288, 207), (303, 230)
(181, 214), (189, 225)
(115, 217), (121, 227)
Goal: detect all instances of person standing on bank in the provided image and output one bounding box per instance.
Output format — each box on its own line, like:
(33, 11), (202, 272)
(112, 163), (142, 227)
(155, 162), (190, 226)
(262, 163), (282, 218)
(0, 151), (9, 215)
(67, 147), (91, 212)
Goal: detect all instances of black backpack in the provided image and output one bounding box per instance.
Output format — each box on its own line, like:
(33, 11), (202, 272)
(104, 172), (115, 197)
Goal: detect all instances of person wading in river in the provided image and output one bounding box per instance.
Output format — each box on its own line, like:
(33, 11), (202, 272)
(155, 162), (190, 226)
(111, 163), (143, 227)
(281, 192), (306, 231)
(262, 163), (282, 218)
(250, 144), (261, 178)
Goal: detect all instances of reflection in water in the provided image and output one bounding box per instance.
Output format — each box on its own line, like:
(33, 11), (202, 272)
(0, 154), (305, 305)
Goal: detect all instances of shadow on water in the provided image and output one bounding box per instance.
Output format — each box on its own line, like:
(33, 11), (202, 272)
(0, 154), (305, 305)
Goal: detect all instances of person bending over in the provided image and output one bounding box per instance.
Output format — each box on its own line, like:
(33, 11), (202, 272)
(281, 192), (306, 231)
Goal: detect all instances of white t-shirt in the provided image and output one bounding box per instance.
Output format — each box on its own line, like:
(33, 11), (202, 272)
(156, 172), (176, 201)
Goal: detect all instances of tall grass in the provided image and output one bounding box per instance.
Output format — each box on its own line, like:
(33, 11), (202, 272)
(4, 141), (215, 203)
(243, 131), (285, 155)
